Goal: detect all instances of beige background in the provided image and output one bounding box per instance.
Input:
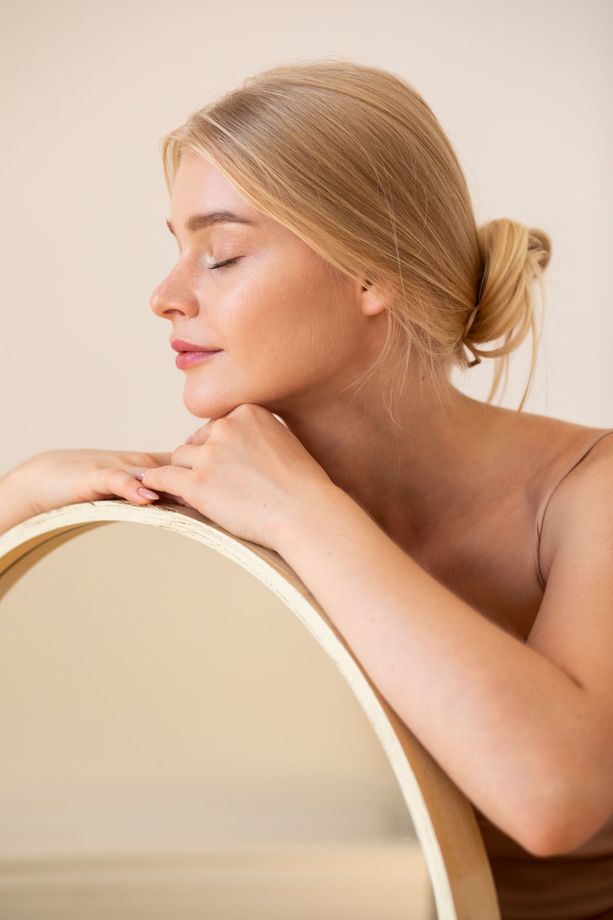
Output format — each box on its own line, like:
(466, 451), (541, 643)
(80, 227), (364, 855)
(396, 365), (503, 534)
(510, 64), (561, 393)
(0, 524), (433, 918)
(0, 0), (610, 913)
(0, 0), (612, 475)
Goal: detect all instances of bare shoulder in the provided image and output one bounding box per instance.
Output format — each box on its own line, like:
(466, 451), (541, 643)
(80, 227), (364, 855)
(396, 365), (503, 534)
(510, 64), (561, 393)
(527, 423), (613, 671)
(536, 423), (613, 588)
(524, 425), (613, 849)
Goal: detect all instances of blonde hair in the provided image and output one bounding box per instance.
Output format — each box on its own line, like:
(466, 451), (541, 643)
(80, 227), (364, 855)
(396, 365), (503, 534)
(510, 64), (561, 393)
(160, 57), (552, 426)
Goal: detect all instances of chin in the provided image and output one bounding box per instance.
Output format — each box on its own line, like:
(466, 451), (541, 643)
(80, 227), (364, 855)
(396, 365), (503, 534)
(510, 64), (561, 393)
(181, 386), (251, 420)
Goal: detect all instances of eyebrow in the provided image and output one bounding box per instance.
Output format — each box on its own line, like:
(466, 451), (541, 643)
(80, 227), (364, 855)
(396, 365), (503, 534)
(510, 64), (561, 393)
(165, 210), (258, 236)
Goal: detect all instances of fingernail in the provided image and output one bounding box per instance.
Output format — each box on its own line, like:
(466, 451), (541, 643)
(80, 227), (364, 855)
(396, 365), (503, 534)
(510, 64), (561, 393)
(134, 471), (145, 481)
(138, 487), (159, 500)
(185, 435), (195, 444)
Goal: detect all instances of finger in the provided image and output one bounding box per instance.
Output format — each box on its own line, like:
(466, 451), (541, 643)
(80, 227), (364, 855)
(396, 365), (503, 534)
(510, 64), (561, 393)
(128, 468), (191, 505)
(98, 468), (160, 505)
(151, 489), (192, 508)
(185, 422), (214, 445)
(146, 452), (173, 466)
(170, 444), (202, 467)
(129, 453), (173, 480)
(140, 464), (194, 500)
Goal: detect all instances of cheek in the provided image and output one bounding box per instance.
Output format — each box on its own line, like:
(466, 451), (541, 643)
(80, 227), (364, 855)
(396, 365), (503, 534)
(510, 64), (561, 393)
(222, 271), (312, 352)
(237, 281), (350, 387)
(216, 248), (357, 388)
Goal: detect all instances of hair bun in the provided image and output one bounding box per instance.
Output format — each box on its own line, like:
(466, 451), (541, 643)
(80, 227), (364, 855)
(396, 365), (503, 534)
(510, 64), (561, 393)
(527, 225), (552, 271)
(459, 218), (552, 404)
(466, 218), (551, 349)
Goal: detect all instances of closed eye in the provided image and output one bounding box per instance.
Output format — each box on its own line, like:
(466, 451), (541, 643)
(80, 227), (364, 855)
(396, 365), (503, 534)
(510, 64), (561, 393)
(210, 257), (241, 270)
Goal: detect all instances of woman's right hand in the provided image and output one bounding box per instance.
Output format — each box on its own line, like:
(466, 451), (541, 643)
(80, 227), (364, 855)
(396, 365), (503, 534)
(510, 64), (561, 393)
(14, 448), (183, 518)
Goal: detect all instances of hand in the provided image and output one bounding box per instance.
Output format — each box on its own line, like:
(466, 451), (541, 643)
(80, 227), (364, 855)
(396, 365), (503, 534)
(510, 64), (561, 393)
(14, 448), (179, 518)
(140, 403), (336, 552)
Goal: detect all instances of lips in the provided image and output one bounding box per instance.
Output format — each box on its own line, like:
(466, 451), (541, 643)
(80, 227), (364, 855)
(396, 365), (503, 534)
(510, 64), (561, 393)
(170, 338), (222, 353)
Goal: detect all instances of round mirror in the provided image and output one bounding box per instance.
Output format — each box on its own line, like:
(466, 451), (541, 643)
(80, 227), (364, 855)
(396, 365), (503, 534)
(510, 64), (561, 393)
(0, 511), (438, 919)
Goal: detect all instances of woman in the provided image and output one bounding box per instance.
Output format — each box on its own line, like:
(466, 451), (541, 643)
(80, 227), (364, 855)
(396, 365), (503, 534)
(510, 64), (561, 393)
(1, 59), (612, 918)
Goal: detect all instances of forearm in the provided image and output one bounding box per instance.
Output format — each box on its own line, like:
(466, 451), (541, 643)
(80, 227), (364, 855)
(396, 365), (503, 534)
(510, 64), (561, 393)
(277, 485), (590, 855)
(0, 464), (37, 535)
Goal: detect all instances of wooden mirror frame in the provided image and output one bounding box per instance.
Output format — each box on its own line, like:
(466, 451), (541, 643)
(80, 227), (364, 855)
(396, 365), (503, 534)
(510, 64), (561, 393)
(0, 500), (500, 920)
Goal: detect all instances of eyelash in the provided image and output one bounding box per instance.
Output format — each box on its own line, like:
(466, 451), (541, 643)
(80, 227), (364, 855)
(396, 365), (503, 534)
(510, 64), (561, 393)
(209, 257), (240, 270)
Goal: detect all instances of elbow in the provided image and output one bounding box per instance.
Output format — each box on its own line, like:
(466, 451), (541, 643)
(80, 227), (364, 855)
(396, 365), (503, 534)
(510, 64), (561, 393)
(520, 819), (577, 859)
(505, 705), (612, 858)
(519, 810), (578, 859)
(518, 777), (605, 858)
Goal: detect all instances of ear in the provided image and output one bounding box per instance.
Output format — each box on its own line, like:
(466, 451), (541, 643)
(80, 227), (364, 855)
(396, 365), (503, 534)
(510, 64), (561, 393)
(359, 275), (396, 317)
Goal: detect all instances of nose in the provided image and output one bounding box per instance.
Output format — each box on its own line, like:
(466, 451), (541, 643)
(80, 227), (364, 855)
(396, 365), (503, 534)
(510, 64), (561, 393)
(148, 267), (200, 320)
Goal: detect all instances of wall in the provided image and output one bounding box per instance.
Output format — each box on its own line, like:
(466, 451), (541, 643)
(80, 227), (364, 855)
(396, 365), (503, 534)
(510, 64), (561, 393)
(0, 0), (610, 903)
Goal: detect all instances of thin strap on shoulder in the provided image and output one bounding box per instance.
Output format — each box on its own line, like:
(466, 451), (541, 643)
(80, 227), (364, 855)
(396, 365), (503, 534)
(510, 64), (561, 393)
(534, 428), (613, 590)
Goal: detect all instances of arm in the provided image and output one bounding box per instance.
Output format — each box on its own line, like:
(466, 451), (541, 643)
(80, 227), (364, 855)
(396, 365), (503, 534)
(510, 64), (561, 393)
(0, 462), (39, 535)
(0, 449), (177, 538)
(276, 483), (604, 859)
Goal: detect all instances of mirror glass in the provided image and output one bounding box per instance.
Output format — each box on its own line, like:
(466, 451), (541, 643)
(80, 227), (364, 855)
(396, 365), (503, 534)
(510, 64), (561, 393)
(0, 520), (435, 919)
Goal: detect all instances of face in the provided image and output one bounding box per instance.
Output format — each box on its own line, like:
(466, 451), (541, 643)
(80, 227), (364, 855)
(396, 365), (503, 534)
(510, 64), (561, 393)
(149, 149), (386, 419)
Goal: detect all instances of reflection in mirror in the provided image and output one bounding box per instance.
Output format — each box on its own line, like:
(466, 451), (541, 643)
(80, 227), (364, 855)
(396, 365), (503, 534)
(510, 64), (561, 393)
(0, 522), (435, 919)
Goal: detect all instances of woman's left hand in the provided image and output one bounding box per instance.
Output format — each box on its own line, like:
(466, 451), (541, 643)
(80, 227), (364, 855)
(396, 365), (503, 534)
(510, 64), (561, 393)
(140, 403), (336, 552)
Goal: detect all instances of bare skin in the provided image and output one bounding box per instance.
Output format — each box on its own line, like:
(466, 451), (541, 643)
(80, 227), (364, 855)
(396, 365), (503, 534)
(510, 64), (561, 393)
(153, 153), (495, 532)
(146, 151), (613, 859)
(4, 149), (610, 861)
(0, 449), (194, 535)
(150, 149), (596, 638)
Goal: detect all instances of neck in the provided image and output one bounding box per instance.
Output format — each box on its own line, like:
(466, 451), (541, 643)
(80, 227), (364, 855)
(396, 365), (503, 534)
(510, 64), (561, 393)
(267, 370), (515, 556)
